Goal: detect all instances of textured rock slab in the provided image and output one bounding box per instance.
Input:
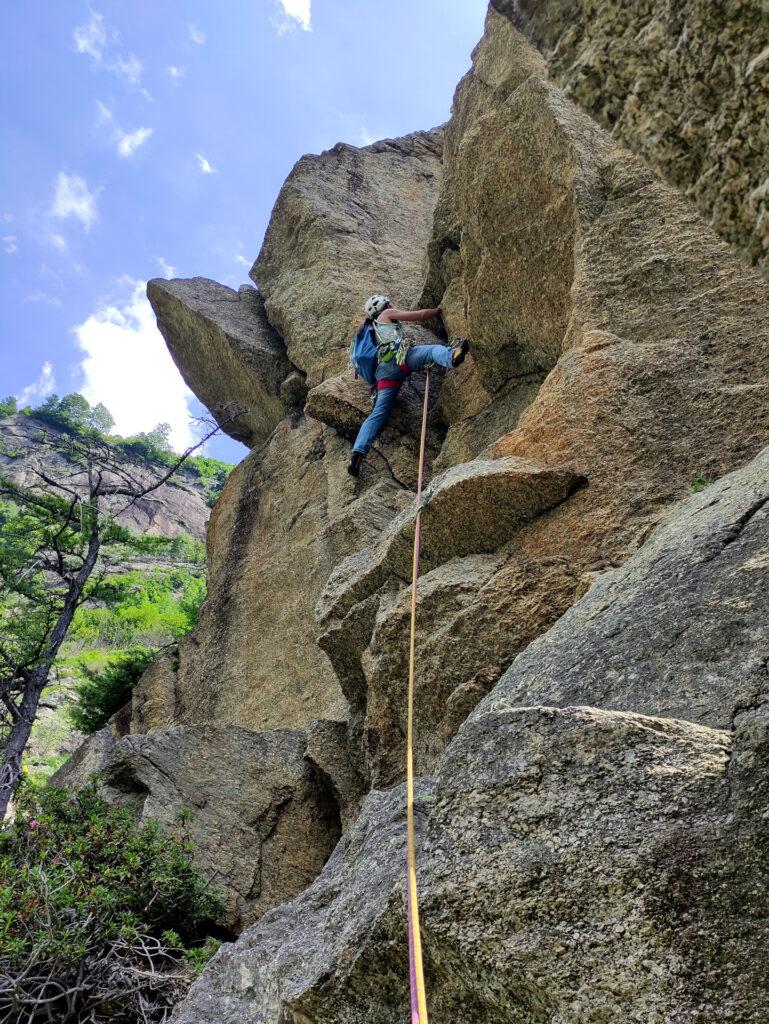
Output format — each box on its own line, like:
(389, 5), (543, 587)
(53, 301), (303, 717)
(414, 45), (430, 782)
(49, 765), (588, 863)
(507, 0), (769, 276)
(251, 130), (443, 385)
(147, 278), (293, 446)
(493, 443), (769, 728)
(173, 705), (769, 1022)
(145, 416), (410, 735)
(53, 723), (343, 933)
(318, 455), (585, 624)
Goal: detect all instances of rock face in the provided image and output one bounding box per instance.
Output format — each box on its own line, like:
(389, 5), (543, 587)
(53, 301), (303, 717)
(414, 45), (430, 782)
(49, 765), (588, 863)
(58, 1), (769, 1003)
(506, 0), (769, 277)
(53, 723), (348, 933)
(174, 703), (769, 1023)
(251, 130), (444, 385)
(137, 416), (417, 738)
(173, 446), (769, 1023)
(315, 3), (769, 788)
(147, 278), (294, 447)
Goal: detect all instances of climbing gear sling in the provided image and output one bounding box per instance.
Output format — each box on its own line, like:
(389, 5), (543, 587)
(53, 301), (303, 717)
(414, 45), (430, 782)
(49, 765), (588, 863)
(406, 368), (430, 1024)
(374, 319), (412, 367)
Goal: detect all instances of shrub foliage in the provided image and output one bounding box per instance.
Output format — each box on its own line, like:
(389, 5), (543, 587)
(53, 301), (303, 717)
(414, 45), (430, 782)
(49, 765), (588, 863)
(0, 781), (222, 1023)
(67, 647), (157, 735)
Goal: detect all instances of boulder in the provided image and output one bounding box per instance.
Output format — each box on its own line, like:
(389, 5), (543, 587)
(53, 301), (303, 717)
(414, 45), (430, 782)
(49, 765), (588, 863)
(319, 455), (585, 624)
(506, 0), (769, 276)
(147, 278), (293, 447)
(251, 130), (444, 385)
(172, 704), (769, 1023)
(52, 723), (346, 933)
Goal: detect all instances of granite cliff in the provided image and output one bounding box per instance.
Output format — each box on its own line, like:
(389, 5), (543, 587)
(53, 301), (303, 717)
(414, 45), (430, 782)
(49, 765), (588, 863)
(56, 4), (769, 1018)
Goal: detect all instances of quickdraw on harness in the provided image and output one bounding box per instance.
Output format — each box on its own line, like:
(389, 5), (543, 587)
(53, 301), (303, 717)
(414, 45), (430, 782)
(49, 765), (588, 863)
(373, 319), (412, 368)
(406, 368), (431, 1024)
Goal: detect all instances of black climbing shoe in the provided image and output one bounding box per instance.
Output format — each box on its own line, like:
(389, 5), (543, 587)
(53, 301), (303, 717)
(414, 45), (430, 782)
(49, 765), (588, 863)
(347, 451), (364, 477)
(451, 338), (470, 367)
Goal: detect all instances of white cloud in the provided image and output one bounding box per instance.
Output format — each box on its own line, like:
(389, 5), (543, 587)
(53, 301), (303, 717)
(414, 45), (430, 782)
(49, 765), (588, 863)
(167, 65), (185, 81)
(156, 256), (176, 278)
(95, 103), (152, 158)
(196, 153), (216, 175)
(272, 0), (312, 33)
(188, 23), (206, 45)
(112, 53), (143, 85)
(23, 290), (63, 308)
(16, 362), (56, 406)
(74, 282), (198, 451)
(117, 126), (153, 157)
(3, 235), (18, 254)
(50, 173), (100, 232)
(234, 254), (251, 267)
(96, 99), (113, 124)
(73, 11), (107, 60)
(49, 234), (68, 252)
(73, 11), (145, 88)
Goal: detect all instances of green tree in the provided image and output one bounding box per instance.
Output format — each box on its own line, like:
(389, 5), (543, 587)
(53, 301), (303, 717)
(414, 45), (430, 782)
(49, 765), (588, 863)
(0, 395), (17, 417)
(87, 401), (115, 434)
(57, 392), (91, 427)
(68, 647), (157, 734)
(0, 418), (222, 817)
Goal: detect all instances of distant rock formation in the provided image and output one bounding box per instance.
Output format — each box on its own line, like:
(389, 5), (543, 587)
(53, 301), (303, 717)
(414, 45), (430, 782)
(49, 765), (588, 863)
(0, 412), (213, 539)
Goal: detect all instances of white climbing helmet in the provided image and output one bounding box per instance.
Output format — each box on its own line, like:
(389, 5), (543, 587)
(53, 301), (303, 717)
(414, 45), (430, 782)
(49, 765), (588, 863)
(364, 294), (390, 318)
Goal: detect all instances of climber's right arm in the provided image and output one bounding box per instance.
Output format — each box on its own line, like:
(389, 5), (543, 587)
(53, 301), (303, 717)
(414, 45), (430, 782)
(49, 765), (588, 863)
(379, 307), (441, 323)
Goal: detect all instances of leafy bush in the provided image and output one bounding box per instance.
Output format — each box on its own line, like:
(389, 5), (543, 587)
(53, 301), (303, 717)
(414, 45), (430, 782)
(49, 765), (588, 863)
(69, 568), (206, 649)
(0, 781), (222, 1023)
(0, 395), (17, 418)
(185, 455), (232, 505)
(68, 647), (157, 734)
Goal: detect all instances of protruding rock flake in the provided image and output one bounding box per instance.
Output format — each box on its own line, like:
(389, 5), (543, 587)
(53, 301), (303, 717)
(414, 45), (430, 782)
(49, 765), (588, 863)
(147, 277), (293, 447)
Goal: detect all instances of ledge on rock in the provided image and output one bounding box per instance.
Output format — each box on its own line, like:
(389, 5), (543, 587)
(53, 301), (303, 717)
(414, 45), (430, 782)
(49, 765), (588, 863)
(318, 455), (586, 624)
(147, 277), (294, 447)
(173, 704), (769, 1023)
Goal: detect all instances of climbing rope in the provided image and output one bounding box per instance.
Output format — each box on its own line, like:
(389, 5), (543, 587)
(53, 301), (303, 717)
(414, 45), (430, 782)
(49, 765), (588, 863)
(406, 368), (430, 1024)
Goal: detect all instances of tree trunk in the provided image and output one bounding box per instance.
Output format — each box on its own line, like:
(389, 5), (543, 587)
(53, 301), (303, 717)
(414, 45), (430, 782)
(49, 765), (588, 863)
(0, 527), (101, 820)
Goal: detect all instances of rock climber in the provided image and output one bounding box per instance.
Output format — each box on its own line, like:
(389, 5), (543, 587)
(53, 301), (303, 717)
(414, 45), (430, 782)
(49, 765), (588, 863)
(347, 295), (469, 477)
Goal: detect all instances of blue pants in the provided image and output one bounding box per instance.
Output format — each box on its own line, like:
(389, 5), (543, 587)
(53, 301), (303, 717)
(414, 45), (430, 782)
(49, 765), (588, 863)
(353, 344), (454, 455)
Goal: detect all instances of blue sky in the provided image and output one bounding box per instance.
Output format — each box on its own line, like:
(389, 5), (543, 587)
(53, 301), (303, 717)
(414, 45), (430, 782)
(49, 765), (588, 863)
(1, 0), (488, 463)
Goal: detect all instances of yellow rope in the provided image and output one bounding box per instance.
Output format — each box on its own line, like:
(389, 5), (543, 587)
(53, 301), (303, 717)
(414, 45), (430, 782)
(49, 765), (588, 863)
(406, 369), (430, 1024)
